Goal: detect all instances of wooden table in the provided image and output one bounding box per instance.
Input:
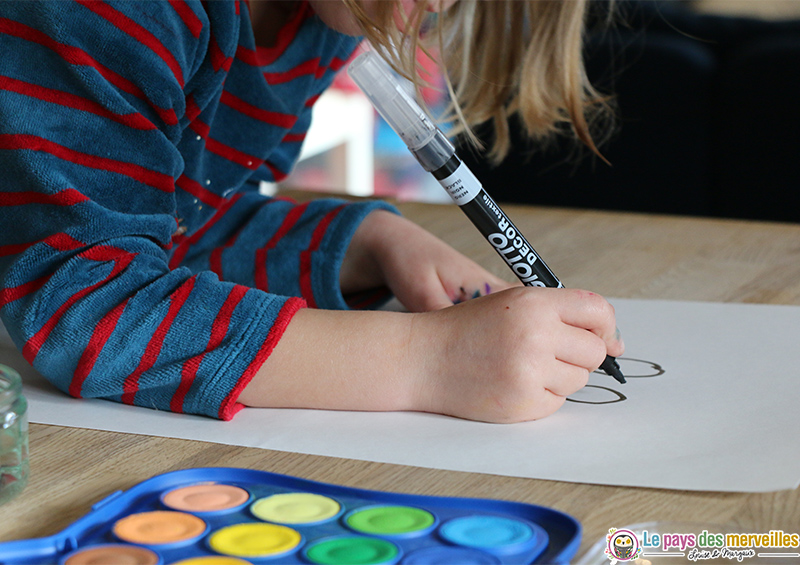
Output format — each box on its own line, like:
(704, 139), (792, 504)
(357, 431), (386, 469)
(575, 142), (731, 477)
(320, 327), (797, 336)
(695, 0), (800, 20)
(2, 194), (800, 559)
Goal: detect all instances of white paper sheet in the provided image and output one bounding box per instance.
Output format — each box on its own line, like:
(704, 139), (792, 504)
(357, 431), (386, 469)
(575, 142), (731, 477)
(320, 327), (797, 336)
(4, 299), (800, 493)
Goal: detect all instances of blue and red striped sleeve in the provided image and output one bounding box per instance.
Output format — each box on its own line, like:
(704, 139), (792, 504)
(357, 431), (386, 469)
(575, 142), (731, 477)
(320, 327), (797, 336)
(0, 0), (396, 419)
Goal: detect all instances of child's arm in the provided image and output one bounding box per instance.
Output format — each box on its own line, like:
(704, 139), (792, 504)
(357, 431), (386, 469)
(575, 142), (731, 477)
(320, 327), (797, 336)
(238, 210), (624, 423)
(0, 2), (370, 421)
(338, 210), (515, 310)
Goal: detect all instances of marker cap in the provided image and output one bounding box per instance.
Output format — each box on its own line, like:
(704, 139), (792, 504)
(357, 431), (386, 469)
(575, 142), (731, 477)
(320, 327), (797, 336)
(348, 51), (435, 150)
(349, 52), (455, 171)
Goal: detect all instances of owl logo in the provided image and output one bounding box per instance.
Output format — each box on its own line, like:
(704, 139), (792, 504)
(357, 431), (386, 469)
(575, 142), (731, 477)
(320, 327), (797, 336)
(613, 534), (635, 559)
(605, 528), (642, 563)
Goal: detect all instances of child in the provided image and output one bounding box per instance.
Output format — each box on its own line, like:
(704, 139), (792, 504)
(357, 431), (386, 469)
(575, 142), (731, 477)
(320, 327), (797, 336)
(0, 0), (623, 425)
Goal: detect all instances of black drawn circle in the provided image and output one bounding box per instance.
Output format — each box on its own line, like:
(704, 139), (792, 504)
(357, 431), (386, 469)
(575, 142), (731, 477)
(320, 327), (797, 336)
(571, 358), (665, 404)
(566, 385), (627, 405)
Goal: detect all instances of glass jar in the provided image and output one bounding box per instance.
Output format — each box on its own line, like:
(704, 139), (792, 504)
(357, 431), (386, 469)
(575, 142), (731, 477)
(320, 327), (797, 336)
(0, 364), (28, 505)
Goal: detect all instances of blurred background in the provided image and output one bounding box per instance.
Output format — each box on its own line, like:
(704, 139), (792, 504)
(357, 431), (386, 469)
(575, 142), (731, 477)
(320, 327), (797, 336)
(280, 0), (800, 222)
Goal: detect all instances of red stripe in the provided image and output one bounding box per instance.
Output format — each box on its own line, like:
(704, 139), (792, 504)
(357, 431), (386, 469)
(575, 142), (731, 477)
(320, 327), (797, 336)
(208, 286), (247, 349)
(205, 136), (262, 170)
(299, 204), (345, 308)
(169, 0), (202, 38)
(218, 296), (306, 420)
(305, 94), (320, 107)
(0, 17), (101, 65)
(209, 248), (223, 277)
(310, 58), (347, 80)
(237, 2), (311, 67)
(1, 231), (85, 259)
(0, 233), (85, 257)
(208, 198), (284, 277)
(0, 242), (30, 257)
(185, 95), (203, 122)
(263, 57), (320, 85)
(0, 134), (174, 193)
(76, 1), (185, 87)
(175, 174), (224, 208)
(170, 233), (185, 248)
(81, 244), (138, 263)
(0, 18), (178, 126)
(43, 232), (86, 252)
(264, 160), (287, 182)
(0, 232), (82, 259)
(121, 276), (195, 405)
(22, 251), (135, 363)
(0, 276), (49, 309)
(282, 132), (306, 143)
(234, 45), (260, 67)
(208, 32), (233, 73)
(262, 55), (347, 86)
(329, 56), (348, 72)
(220, 90), (297, 128)
(0, 75), (156, 130)
(0, 189), (89, 207)
(1, 234), (133, 331)
(169, 194), (242, 268)
(171, 284), (248, 412)
(253, 247), (268, 290)
(253, 202), (309, 291)
(69, 298), (128, 398)
(171, 346), (201, 413)
(188, 120), (263, 171)
(188, 117), (210, 139)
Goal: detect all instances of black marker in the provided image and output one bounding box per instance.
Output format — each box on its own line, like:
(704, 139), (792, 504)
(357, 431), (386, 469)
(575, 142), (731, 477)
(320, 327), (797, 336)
(349, 52), (624, 384)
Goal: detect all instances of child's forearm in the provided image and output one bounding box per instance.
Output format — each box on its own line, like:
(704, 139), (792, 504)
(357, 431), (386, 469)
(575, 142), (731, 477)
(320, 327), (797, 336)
(237, 308), (428, 413)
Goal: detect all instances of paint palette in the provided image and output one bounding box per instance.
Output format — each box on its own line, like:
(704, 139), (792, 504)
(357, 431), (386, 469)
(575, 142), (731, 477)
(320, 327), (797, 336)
(0, 467), (581, 564)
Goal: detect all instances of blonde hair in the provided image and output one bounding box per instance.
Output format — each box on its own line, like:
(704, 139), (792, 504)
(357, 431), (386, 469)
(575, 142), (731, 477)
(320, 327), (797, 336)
(345, 0), (611, 164)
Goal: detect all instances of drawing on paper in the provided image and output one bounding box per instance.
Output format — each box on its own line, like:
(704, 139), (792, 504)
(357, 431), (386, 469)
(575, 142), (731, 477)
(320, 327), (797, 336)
(566, 358), (665, 405)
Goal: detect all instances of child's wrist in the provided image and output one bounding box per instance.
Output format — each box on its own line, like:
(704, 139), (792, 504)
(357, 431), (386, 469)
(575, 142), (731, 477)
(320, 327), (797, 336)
(401, 311), (448, 415)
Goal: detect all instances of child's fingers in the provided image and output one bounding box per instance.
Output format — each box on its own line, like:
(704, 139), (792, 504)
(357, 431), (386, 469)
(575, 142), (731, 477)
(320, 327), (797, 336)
(526, 389), (569, 421)
(607, 326), (625, 358)
(396, 271), (456, 312)
(553, 289), (621, 348)
(544, 360), (592, 398)
(554, 324), (609, 372)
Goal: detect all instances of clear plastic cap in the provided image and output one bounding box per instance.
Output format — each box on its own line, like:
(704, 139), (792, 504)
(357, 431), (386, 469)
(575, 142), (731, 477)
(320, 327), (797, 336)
(348, 51), (437, 151)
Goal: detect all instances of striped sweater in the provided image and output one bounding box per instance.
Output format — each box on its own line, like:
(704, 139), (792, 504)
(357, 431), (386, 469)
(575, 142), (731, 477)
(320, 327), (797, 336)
(0, 1), (395, 419)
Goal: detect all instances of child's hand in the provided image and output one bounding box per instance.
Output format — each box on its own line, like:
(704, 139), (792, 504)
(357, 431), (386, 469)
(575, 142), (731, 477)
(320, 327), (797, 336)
(409, 286), (625, 423)
(341, 210), (513, 311)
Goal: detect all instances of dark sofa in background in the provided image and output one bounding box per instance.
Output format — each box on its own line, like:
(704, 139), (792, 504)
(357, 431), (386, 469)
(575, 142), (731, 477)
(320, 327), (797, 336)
(455, 0), (800, 222)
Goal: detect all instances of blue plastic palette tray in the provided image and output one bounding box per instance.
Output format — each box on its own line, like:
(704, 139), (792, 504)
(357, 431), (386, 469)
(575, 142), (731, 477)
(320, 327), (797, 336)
(0, 467), (581, 564)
